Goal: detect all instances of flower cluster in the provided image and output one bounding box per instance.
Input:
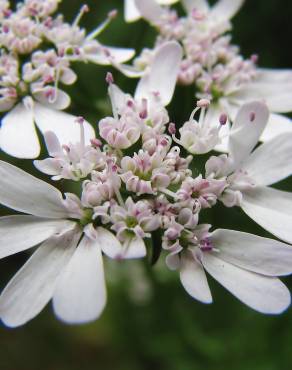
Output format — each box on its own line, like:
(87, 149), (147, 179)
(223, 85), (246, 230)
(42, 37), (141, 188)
(0, 0), (135, 158)
(0, 0), (292, 329)
(123, 0), (292, 150)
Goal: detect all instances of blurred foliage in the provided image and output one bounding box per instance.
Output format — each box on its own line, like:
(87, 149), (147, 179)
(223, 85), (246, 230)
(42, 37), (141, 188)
(1, 0), (292, 369)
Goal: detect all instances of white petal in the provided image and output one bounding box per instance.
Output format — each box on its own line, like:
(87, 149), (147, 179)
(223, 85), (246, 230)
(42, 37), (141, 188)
(108, 84), (128, 113)
(0, 160), (68, 218)
(211, 229), (292, 277)
(125, 0), (141, 22)
(257, 69), (292, 84)
(53, 236), (106, 324)
(211, 0), (244, 21)
(134, 0), (164, 24)
(135, 41), (182, 106)
(112, 62), (145, 78)
(158, 0), (179, 4)
(34, 103), (95, 146)
(242, 187), (292, 244)
(180, 253), (212, 304)
(87, 46), (135, 65)
(182, 0), (209, 13)
(34, 89), (71, 110)
(0, 215), (75, 259)
(96, 227), (123, 259)
(242, 133), (292, 186)
(123, 237), (147, 259)
(0, 103), (40, 159)
(34, 158), (61, 176)
(261, 113), (292, 142)
(0, 228), (80, 327)
(202, 253), (291, 314)
(234, 80), (292, 113)
(228, 101), (269, 171)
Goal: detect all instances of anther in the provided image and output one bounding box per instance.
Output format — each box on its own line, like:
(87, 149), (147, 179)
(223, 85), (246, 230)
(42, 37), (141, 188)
(249, 112), (256, 122)
(219, 113), (228, 125)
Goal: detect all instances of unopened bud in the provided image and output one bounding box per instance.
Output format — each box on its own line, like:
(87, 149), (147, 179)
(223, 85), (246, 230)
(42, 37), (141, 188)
(168, 122), (176, 135)
(90, 138), (102, 147)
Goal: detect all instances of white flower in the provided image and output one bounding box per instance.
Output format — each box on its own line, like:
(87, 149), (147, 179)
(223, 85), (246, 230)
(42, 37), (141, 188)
(0, 160), (142, 327)
(178, 228), (292, 314)
(124, 0), (179, 23)
(173, 99), (226, 154)
(206, 101), (292, 244)
(181, 0), (244, 26)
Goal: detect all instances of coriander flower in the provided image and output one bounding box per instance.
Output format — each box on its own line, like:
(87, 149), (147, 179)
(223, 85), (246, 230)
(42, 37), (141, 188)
(170, 227), (292, 314)
(0, 160), (143, 327)
(206, 101), (292, 244)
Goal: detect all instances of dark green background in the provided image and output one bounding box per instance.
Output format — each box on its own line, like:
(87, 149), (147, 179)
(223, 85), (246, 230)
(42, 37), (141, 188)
(1, 1), (292, 369)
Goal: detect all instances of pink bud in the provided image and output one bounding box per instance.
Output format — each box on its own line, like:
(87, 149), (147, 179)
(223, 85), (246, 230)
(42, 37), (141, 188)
(168, 122), (176, 135)
(90, 138), (102, 147)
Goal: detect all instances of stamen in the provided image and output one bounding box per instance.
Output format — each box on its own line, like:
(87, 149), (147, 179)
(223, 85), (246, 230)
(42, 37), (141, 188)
(106, 72), (114, 84)
(86, 9), (118, 41)
(72, 4), (89, 28)
(76, 116), (85, 149)
(139, 98), (148, 119)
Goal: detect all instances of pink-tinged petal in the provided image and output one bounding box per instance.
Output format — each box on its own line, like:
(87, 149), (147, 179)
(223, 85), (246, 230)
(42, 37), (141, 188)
(53, 236), (106, 324)
(180, 253), (212, 304)
(0, 228), (81, 328)
(96, 227), (123, 259)
(135, 41), (182, 106)
(134, 0), (164, 24)
(242, 187), (292, 244)
(0, 102), (40, 159)
(242, 133), (292, 186)
(87, 46), (135, 65)
(125, 0), (141, 22)
(34, 89), (71, 110)
(261, 113), (292, 142)
(211, 229), (292, 277)
(211, 0), (244, 21)
(0, 160), (68, 218)
(202, 253), (291, 314)
(228, 101), (269, 171)
(182, 0), (209, 13)
(34, 103), (95, 146)
(0, 215), (75, 259)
